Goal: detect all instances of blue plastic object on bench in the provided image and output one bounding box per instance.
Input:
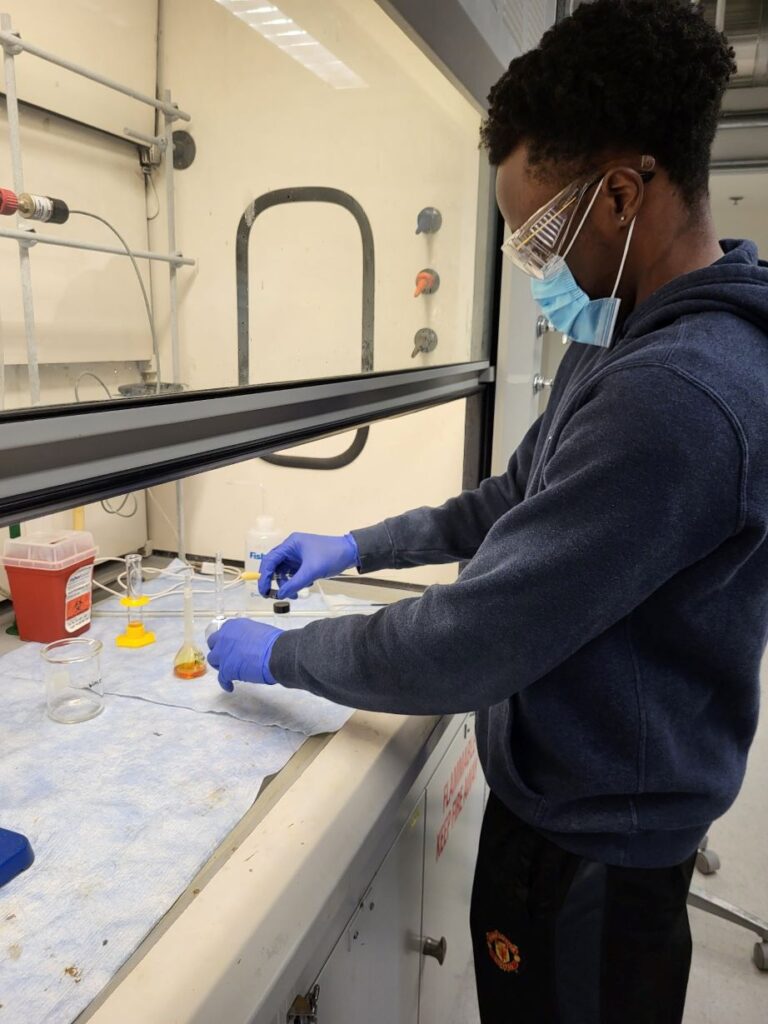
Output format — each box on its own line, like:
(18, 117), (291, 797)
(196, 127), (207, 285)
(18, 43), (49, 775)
(0, 828), (34, 887)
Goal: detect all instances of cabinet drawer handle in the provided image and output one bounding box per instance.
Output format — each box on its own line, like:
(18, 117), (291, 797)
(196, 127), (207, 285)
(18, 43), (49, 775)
(422, 936), (447, 965)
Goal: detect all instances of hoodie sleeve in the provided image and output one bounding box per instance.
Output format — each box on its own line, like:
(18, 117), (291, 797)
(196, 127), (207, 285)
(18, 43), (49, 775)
(350, 413), (544, 572)
(269, 365), (745, 714)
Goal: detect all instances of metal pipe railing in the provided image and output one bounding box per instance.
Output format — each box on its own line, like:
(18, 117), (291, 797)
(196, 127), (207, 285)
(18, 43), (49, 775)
(718, 115), (768, 130)
(0, 28), (191, 122)
(0, 226), (195, 265)
(1, 12), (40, 405)
(710, 158), (768, 171)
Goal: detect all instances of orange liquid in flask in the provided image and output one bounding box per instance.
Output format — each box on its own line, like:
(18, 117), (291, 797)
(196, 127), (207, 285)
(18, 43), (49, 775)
(173, 654), (207, 679)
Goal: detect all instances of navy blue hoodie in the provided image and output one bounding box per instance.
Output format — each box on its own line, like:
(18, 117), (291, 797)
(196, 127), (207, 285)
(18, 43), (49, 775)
(271, 239), (768, 868)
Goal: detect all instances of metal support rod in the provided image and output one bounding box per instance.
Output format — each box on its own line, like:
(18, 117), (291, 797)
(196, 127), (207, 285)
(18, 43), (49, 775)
(717, 116), (768, 130)
(2, 13), (39, 406)
(0, 226), (195, 265)
(163, 88), (186, 560)
(710, 158), (768, 171)
(0, 304), (5, 411)
(175, 480), (187, 563)
(163, 93), (181, 384)
(0, 28), (191, 122)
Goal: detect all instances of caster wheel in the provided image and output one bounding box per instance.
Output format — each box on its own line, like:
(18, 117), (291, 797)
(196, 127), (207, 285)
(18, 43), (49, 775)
(696, 849), (721, 875)
(753, 942), (768, 972)
(699, 836), (709, 852)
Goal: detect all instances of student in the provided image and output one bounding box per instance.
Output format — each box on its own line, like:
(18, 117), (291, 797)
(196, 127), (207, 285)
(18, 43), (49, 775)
(209, 2), (768, 1019)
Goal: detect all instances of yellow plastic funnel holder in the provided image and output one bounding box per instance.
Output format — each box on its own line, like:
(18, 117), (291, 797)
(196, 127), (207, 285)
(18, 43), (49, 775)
(116, 595), (155, 648)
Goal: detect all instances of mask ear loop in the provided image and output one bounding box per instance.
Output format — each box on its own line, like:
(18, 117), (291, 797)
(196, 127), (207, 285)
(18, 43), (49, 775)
(560, 172), (637, 298)
(561, 176), (605, 260)
(610, 217), (636, 298)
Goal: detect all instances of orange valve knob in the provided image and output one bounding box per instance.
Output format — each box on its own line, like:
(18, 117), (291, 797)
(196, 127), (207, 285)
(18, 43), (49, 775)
(414, 268), (440, 297)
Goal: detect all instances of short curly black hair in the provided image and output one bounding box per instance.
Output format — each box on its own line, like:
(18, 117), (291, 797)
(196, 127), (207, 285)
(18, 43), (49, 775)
(480, 0), (736, 207)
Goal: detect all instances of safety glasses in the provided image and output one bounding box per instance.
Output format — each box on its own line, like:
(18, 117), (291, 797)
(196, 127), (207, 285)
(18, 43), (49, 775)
(501, 157), (656, 280)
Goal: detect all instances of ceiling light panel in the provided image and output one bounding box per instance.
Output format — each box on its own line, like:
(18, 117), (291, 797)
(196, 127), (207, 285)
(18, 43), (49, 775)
(215, 1), (367, 89)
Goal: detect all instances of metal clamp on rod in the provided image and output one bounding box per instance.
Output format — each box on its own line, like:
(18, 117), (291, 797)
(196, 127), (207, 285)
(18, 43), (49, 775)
(14, 227), (36, 250)
(0, 27), (21, 56)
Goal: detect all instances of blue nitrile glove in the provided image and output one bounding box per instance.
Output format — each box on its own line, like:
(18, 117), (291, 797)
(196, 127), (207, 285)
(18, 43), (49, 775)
(207, 619), (282, 693)
(258, 532), (359, 600)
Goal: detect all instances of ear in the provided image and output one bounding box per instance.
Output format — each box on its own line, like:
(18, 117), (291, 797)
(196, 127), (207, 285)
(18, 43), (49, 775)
(601, 167), (646, 227)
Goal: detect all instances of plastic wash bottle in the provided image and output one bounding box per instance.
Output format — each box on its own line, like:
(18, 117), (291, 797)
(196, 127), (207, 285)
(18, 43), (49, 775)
(245, 515), (281, 606)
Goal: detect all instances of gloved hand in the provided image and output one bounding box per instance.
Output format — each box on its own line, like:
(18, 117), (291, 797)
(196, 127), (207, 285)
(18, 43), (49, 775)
(258, 532), (359, 600)
(207, 618), (282, 693)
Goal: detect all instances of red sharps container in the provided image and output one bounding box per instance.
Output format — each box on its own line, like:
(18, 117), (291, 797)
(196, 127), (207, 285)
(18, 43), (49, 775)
(3, 531), (98, 642)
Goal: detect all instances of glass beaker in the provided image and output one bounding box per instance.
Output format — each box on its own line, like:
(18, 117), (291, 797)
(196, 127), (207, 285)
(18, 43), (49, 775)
(41, 637), (104, 723)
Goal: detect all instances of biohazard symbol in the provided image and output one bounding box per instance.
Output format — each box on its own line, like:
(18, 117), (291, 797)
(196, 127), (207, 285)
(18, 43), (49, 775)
(486, 930), (521, 973)
(66, 595), (91, 620)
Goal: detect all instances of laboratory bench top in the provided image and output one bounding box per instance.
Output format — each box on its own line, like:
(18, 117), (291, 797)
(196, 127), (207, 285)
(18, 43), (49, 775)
(1, 569), (456, 1024)
(78, 708), (454, 1024)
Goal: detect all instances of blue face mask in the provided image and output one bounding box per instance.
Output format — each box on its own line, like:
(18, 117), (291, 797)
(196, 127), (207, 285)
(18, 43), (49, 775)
(530, 177), (636, 348)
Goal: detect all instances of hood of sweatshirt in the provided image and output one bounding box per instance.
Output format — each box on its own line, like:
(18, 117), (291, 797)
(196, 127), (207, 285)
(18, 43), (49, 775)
(619, 238), (768, 342)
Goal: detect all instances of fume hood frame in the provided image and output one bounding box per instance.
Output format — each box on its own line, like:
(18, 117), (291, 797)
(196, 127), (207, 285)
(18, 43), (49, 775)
(0, 361), (492, 526)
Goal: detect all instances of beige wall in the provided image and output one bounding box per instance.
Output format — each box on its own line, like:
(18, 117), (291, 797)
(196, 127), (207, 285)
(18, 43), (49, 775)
(2, 0), (157, 137)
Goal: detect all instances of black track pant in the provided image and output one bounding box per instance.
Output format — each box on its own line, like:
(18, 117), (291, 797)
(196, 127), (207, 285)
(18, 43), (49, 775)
(470, 793), (697, 1024)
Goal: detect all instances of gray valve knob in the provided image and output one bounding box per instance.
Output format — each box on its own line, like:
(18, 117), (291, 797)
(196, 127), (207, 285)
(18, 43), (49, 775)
(412, 328), (438, 358)
(416, 207), (442, 234)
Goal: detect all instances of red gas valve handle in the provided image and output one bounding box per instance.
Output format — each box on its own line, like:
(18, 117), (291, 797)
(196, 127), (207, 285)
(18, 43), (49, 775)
(414, 268), (440, 297)
(0, 188), (19, 216)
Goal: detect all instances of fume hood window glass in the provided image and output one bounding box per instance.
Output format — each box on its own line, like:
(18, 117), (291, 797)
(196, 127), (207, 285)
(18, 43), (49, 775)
(149, 399), (469, 589)
(166, 0), (489, 389)
(0, 0), (490, 409)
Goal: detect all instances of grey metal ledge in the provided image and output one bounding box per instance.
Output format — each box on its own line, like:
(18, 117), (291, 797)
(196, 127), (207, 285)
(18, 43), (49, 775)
(0, 362), (492, 525)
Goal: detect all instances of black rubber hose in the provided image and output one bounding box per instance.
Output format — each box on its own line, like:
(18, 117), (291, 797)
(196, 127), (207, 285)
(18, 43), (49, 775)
(262, 425), (369, 470)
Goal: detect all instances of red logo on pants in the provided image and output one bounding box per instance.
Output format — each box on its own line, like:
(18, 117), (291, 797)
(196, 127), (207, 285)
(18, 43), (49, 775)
(486, 930), (521, 973)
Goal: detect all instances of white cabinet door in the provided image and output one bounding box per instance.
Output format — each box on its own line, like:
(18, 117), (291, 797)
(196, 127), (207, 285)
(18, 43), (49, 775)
(314, 795), (426, 1024)
(419, 715), (485, 1024)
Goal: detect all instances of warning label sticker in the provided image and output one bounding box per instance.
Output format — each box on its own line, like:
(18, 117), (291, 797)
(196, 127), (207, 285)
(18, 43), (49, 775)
(65, 564), (94, 633)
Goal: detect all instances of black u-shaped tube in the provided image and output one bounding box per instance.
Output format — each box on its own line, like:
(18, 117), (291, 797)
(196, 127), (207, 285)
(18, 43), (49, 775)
(236, 187), (374, 469)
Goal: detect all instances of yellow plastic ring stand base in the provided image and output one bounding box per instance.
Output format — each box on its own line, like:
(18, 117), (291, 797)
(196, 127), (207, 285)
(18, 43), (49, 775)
(116, 597), (155, 647)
